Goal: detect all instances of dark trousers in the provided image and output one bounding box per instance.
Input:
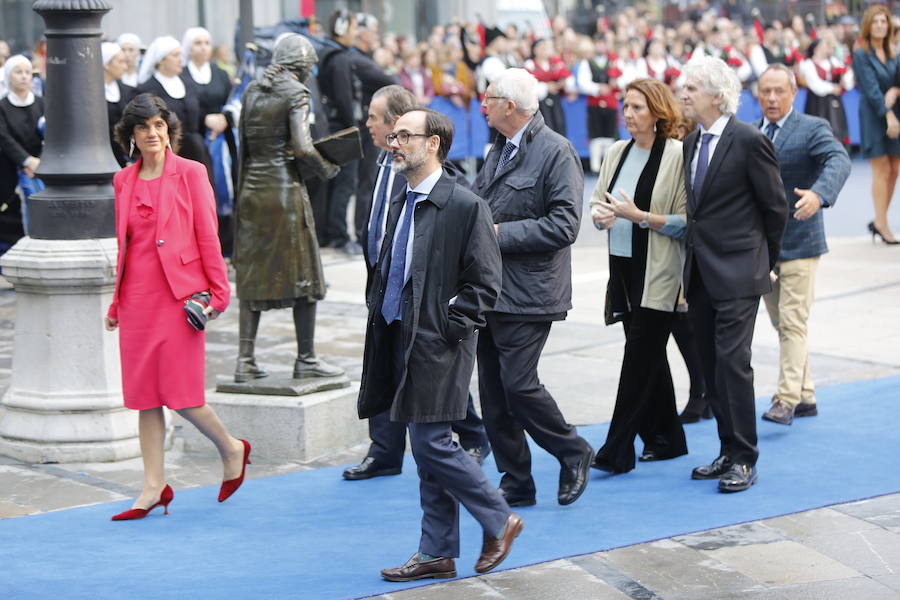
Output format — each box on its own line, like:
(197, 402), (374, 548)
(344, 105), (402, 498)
(687, 263), (760, 466)
(409, 422), (510, 557)
(382, 317), (508, 558)
(324, 160), (359, 246)
(367, 394), (490, 468)
(671, 311), (709, 402)
(595, 308), (687, 472)
(477, 315), (587, 493)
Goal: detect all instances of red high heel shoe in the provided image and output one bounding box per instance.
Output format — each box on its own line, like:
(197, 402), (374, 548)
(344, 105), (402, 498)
(111, 484), (174, 521)
(218, 439), (251, 502)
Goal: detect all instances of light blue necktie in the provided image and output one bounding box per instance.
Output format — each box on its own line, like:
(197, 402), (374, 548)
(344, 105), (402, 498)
(367, 162), (391, 268)
(381, 191), (417, 323)
(692, 133), (714, 197)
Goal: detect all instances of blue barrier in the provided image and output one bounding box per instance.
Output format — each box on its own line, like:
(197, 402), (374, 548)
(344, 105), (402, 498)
(561, 95), (590, 158)
(843, 88), (860, 146)
(469, 97), (490, 157)
(425, 86), (863, 160)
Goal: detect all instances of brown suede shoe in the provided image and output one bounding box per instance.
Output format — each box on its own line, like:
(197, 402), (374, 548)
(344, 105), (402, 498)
(475, 513), (524, 574)
(380, 554), (456, 582)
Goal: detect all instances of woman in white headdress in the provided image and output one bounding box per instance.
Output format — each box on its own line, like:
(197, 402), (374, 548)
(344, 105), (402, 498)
(102, 42), (135, 166)
(0, 55), (43, 249)
(116, 33), (142, 87)
(181, 27), (237, 255)
(136, 36), (211, 174)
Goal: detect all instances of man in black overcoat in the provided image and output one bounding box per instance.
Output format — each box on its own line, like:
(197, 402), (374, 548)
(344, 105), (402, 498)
(358, 108), (523, 581)
(343, 85), (491, 481)
(680, 56), (788, 492)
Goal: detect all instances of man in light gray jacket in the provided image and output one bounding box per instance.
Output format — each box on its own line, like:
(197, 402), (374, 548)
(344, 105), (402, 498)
(472, 68), (593, 508)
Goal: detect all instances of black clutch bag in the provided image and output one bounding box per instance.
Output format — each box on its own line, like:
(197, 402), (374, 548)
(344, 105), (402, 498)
(314, 126), (363, 165)
(184, 291), (212, 331)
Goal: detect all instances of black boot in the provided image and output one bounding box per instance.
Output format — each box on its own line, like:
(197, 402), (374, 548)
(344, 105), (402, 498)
(292, 300), (344, 379)
(679, 394), (712, 424)
(234, 304), (268, 383)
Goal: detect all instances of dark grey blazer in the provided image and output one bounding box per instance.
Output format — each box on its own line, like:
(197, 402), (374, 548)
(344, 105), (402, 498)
(472, 111), (583, 317)
(682, 116), (788, 301)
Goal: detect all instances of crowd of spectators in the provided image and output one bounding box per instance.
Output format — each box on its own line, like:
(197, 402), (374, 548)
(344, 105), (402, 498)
(0, 5), (888, 253)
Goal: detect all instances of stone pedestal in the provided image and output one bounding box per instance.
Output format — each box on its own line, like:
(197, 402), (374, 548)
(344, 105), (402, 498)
(0, 237), (142, 463)
(183, 382), (365, 462)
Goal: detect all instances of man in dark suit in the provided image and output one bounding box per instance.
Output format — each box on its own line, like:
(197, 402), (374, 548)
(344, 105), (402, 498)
(680, 56), (788, 493)
(473, 68), (593, 508)
(358, 107), (522, 581)
(343, 85), (491, 481)
(755, 65), (850, 425)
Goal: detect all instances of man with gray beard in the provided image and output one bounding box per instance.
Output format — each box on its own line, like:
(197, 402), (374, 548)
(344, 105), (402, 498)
(357, 107), (523, 581)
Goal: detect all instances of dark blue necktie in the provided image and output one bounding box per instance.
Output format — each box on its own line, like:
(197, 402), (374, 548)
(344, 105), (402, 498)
(494, 140), (516, 176)
(765, 122), (778, 141)
(692, 133), (714, 196)
(381, 191), (417, 323)
(367, 162), (391, 267)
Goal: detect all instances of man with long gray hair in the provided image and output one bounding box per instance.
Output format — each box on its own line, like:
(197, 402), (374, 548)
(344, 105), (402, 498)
(680, 56), (788, 493)
(473, 68), (593, 508)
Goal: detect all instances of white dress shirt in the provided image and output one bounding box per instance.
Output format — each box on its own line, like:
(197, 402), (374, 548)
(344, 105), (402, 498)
(368, 155), (398, 257)
(391, 165), (443, 282)
(690, 114), (731, 184)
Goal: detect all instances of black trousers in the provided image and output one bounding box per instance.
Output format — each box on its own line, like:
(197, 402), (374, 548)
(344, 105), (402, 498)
(477, 315), (587, 493)
(367, 394), (490, 468)
(687, 263), (760, 466)
(324, 160), (359, 246)
(671, 311), (708, 402)
(595, 307), (687, 472)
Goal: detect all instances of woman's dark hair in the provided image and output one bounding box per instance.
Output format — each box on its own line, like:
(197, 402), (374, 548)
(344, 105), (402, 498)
(806, 39), (820, 60)
(114, 93), (182, 158)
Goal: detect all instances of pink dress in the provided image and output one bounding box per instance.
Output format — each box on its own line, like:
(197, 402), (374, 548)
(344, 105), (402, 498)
(117, 177), (206, 410)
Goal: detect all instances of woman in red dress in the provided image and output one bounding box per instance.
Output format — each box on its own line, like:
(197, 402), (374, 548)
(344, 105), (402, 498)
(105, 93), (250, 520)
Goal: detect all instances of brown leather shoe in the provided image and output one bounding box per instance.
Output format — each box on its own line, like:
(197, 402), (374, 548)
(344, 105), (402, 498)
(380, 554), (456, 582)
(475, 513), (524, 574)
(762, 400), (794, 425)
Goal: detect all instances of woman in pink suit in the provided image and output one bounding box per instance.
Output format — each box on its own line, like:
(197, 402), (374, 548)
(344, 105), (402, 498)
(105, 93), (250, 520)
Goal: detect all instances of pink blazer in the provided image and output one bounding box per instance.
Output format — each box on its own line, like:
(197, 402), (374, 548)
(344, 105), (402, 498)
(107, 149), (231, 319)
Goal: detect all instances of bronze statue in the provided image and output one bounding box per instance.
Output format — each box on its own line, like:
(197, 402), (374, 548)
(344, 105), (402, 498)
(233, 34), (342, 383)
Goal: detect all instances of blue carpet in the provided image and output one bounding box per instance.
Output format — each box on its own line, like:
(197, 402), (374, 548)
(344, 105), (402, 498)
(3, 376), (900, 600)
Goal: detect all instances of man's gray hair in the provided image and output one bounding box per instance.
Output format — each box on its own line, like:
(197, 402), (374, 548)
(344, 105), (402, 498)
(372, 84), (416, 124)
(683, 55), (742, 115)
(759, 63), (798, 90)
(493, 68), (540, 115)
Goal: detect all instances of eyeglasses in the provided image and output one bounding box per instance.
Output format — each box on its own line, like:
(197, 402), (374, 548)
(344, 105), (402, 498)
(484, 96), (507, 102)
(386, 131), (430, 145)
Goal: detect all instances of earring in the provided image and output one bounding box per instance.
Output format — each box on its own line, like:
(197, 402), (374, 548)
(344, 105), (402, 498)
(129, 138), (135, 156)
(166, 139), (172, 150)
(653, 121), (658, 133)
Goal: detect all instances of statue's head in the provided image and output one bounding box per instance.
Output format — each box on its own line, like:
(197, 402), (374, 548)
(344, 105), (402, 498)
(273, 34), (317, 81)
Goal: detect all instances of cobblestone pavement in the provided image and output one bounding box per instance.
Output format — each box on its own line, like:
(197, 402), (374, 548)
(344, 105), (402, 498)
(1, 168), (899, 599)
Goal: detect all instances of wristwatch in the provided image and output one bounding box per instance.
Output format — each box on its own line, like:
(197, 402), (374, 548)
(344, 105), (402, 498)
(638, 211), (650, 229)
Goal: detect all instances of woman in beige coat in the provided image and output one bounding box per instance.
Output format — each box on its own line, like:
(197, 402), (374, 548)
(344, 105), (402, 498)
(589, 78), (689, 474)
